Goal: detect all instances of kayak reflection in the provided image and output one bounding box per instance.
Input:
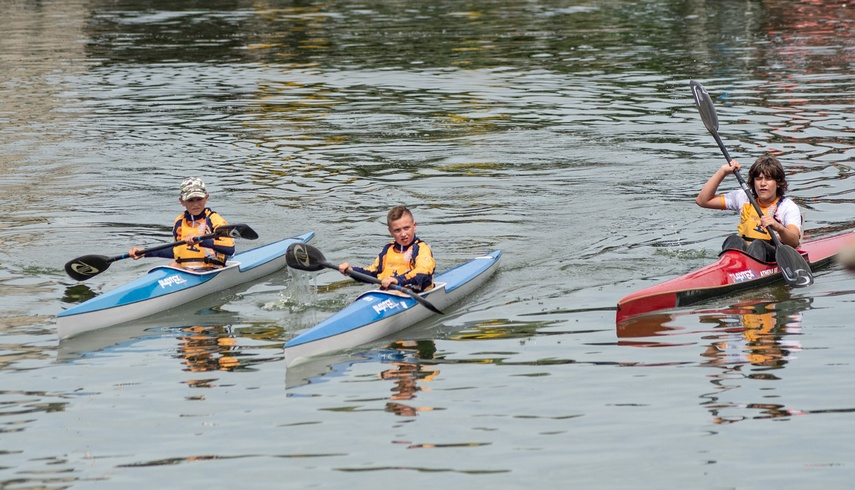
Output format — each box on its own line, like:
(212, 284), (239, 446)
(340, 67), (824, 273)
(55, 309), (285, 376)
(172, 323), (289, 374)
(618, 292), (811, 368)
(618, 292), (818, 424)
(285, 339), (440, 413)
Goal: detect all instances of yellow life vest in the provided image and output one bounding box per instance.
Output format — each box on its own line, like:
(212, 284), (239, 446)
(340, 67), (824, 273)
(172, 210), (234, 268)
(358, 239), (435, 291)
(736, 198), (778, 242)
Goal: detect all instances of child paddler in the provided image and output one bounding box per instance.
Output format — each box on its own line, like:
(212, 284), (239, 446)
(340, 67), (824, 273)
(129, 177), (235, 269)
(338, 205), (436, 291)
(696, 155), (802, 263)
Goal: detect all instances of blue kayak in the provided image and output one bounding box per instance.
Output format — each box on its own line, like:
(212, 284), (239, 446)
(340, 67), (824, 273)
(284, 250), (502, 367)
(57, 232), (315, 339)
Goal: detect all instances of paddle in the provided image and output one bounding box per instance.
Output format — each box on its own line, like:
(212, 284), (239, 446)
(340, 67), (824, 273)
(285, 242), (444, 314)
(64, 224), (259, 282)
(689, 80), (813, 287)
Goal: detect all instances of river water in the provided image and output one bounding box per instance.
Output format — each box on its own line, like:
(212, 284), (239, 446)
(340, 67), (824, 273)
(2, 0), (854, 488)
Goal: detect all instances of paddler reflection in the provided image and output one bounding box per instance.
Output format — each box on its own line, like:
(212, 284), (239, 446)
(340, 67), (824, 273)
(617, 293), (807, 368)
(378, 340), (439, 417)
(618, 295), (812, 424)
(176, 325), (241, 373)
(700, 299), (805, 368)
(700, 297), (811, 424)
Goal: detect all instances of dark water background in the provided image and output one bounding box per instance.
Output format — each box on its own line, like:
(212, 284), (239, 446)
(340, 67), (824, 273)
(2, 0), (854, 488)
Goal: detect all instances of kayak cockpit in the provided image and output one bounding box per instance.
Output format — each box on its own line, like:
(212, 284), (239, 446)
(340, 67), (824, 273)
(354, 282), (448, 302)
(146, 261), (242, 276)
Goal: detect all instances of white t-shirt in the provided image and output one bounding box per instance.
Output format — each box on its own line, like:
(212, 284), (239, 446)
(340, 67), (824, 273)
(723, 190), (802, 241)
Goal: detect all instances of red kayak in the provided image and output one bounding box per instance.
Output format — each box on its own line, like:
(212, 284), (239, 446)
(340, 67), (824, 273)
(616, 232), (853, 323)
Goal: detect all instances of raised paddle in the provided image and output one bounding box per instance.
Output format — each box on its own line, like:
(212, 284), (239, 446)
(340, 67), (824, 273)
(689, 80), (813, 287)
(64, 224), (259, 282)
(285, 242), (444, 315)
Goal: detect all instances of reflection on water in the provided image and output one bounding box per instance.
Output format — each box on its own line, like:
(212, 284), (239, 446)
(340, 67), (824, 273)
(698, 299), (806, 369)
(700, 298), (808, 425)
(57, 319), (287, 373)
(177, 325), (241, 373)
(617, 292), (831, 424)
(284, 340), (439, 398)
(61, 284), (98, 303)
(173, 322), (289, 374)
(617, 291), (809, 367)
(379, 341), (439, 417)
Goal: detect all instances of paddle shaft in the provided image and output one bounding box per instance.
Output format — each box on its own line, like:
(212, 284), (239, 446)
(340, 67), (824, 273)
(109, 233), (214, 262)
(102, 223), (255, 263)
(65, 224), (257, 281)
(320, 261), (443, 315)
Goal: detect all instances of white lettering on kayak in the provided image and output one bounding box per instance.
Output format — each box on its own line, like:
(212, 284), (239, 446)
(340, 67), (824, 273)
(158, 275), (188, 288)
(373, 298), (402, 314)
(729, 270), (757, 282)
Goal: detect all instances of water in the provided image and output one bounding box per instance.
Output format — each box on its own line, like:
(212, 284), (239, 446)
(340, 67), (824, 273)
(2, 0), (854, 488)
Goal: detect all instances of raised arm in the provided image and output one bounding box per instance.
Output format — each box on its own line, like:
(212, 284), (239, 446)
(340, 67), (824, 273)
(696, 160), (741, 209)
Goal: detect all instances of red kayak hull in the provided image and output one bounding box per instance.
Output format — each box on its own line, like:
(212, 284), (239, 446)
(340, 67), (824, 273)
(616, 232), (853, 324)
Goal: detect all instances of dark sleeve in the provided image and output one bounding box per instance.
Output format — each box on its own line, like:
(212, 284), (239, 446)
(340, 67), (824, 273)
(395, 272), (433, 292)
(144, 248), (175, 259)
(350, 266), (379, 283)
(198, 238), (235, 257)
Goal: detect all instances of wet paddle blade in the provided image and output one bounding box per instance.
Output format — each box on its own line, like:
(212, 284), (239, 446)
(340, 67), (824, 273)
(65, 255), (111, 282)
(689, 81), (719, 135)
(776, 245), (814, 287)
(285, 243), (328, 272)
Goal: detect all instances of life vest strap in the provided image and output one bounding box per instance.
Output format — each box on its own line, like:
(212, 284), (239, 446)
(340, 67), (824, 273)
(175, 257), (226, 267)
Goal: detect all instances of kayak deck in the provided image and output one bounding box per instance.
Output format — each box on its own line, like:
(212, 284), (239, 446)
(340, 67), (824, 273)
(284, 250), (502, 367)
(615, 232), (852, 324)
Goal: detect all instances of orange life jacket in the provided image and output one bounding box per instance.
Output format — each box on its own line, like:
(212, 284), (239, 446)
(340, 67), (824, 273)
(171, 209), (234, 268)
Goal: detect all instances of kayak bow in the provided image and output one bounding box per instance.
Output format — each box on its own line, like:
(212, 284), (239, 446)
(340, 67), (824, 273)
(57, 232), (315, 339)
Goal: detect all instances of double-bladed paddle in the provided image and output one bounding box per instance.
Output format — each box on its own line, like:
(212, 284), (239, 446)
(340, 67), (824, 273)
(285, 242), (444, 314)
(689, 80), (813, 287)
(64, 224), (259, 282)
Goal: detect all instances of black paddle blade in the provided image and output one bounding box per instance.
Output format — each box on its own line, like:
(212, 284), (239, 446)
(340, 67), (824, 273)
(216, 224), (258, 240)
(64, 255), (111, 281)
(776, 246), (814, 288)
(689, 81), (719, 135)
(285, 243), (327, 272)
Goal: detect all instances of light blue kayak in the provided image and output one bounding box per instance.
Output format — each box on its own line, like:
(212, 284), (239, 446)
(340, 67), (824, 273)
(57, 232), (315, 339)
(284, 250), (502, 367)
